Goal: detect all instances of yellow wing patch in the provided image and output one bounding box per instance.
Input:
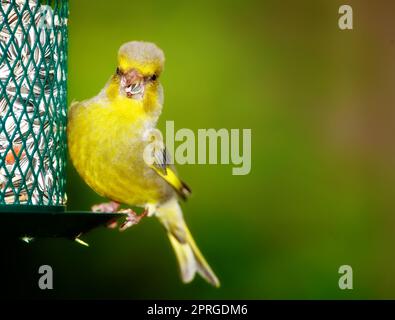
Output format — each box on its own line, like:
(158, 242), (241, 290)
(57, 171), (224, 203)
(150, 165), (191, 201)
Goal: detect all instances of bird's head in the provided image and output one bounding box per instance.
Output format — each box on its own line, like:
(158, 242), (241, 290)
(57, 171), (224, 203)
(115, 41), (164, 101)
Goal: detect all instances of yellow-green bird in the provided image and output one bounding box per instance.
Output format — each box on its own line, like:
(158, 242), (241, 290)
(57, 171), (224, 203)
(67, 41), (219, 287)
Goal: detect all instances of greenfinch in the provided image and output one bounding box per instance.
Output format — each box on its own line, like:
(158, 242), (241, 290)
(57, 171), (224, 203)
(67, 41), (219, 287)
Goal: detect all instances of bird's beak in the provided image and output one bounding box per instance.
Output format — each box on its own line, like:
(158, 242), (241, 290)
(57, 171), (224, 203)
(119, 68), (145, 99)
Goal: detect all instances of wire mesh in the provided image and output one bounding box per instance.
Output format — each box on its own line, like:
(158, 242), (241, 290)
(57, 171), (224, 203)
(0, 0), (68, 208)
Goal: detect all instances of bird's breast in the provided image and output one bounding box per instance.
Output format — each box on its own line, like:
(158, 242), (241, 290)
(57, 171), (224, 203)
(68, 100), (171, 206)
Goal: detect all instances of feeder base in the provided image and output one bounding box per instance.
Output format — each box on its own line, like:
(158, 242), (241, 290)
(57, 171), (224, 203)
(0, 210), (127, 238)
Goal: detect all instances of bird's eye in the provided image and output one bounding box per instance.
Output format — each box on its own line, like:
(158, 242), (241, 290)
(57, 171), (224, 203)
(150, 74), (157, 81)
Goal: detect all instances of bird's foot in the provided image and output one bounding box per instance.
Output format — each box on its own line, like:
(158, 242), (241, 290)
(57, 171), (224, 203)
(91, 201), (120, 213)
(91, 201), (120, 228)
(119, 208), (148, 232)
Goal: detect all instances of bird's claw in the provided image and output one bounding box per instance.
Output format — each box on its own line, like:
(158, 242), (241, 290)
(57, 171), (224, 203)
(92, 201), (121, 228)
(91, 201), (120, 213)
(105, 219), (118, 229)
(91, 202), (147, 230)
(119, 208), (148, 231)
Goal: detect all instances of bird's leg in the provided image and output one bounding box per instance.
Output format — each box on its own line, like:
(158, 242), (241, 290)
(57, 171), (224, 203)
(91, 201), (120, 228)
(119, 208), (148, 232)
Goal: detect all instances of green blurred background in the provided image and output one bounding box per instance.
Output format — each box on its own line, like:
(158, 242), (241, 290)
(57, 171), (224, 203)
(5, 0), (395, 299)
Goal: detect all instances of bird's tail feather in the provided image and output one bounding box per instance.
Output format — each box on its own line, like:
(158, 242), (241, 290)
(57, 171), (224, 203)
(156, 198), (220, 287)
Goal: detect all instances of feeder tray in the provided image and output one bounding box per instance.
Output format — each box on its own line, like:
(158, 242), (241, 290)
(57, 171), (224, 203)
(0, 206), (127, 238)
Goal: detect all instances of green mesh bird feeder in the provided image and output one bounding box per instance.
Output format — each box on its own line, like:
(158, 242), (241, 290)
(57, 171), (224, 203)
(0, 0), (67, 210)
(0, 0), (122, 239)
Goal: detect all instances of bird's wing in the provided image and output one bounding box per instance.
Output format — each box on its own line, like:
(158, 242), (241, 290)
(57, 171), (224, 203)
(146, 132), (191, 200)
